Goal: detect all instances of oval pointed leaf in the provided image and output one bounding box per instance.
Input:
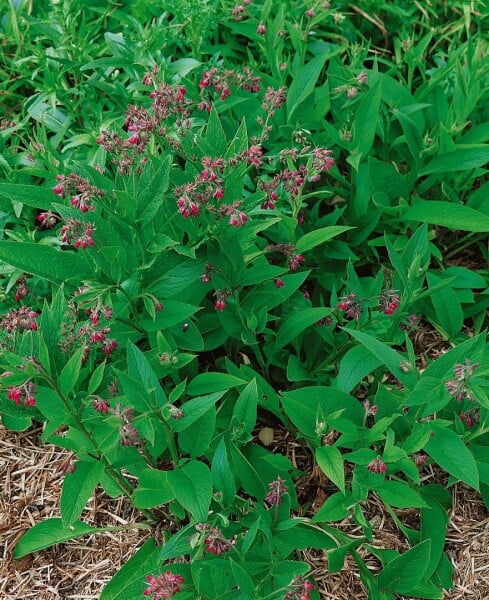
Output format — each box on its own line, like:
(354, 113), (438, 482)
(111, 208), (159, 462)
(14, 518), (102, 558)
(276, 307), (331, 348)
(167, 461), (212, 522)
(316, 445), (345, 493)
(425, 424), (479, 490)
(378, 540), (431, 594)
(61, 459), (105, 526)
(296, 226), (353, 253)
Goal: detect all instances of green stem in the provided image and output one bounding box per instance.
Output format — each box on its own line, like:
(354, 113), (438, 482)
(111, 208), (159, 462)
(44, 374), (155, 522)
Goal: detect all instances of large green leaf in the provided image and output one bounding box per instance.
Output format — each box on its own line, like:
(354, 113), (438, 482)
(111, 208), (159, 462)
(14, 518), (103, 558)
(425, 424), (479, 490)
(133, 469), (175, 509)
(419, 146), (489, 175)
(100, 539), (161, 600)
(316, 445), (345, 493)
(0, 183), (54, 210)
(296, 226), (353, 253)
(167, 461), (212, 522)
(403, 200), (489, 232)
(61, 459), (104, 526)
(0, 242), (93, 284)
(276, 307), (331, 348)
(377, 540), (431, 594)
(287, 53), (328, 121)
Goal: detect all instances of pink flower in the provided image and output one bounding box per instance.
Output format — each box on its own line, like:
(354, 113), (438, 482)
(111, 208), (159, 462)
(214, 299), (226, 311)
(143, 571), (184, 599)
(257, 23), (266, 35)
(274, 278), (285, 288)
(367, 457), (387, 474)
(265, 476), (288, 506)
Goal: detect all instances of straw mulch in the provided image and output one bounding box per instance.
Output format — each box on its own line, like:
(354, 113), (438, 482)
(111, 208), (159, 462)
(1, 423), (488, 599)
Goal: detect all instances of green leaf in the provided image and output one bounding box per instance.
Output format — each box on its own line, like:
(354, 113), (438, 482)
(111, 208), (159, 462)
(336, 345), (382, 393)
(211, 439), (237, 506)
(167, 461), (212, 522)
(232, 378), (258, 440)
(100, 539), (161, 600)
(420, 146), (489, 175)
(403, 200), (489, 232)
(204, 105), (227, 156)
(140, 300), (201, 331)
(58, 347), (85, 396)
(295, 226), (353, 253)
(178, 408), (216, 458)
(343, 328), (417, 390)
(0, 183), (54, 210)
(377, 481), (429, 509)
(420, 497), (448, 580)
(0, 242), (93, 284)
(87, 361), (106, 395)
(425, 424), (479, 490)
(353, 80), (382, 158)
(185, 373), (246, 396)
(138, 156), (171, 224)
(276, 307), (331, 348)
(377, 540), (431, 594)
(287, 53), (328, 121)
(312, 491), (352, 522)
(133, 469), (175, 509)
(171, 391), (224, 432)
(14, 518), (103, 558)
(316, 445), (345, 493)
(61, 459), (104, 526)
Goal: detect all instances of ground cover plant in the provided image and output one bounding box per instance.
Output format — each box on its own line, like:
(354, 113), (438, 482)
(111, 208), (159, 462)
(1, 0), (489, 598)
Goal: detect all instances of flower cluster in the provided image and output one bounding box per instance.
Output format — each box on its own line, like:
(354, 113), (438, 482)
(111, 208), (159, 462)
(284, 577), (315, 600)
(266, 243), (305, 272)
(7, 381), (37, 407)
(265, 476), (288, 507)
(143, 571), (184, 600)
(367, 457), (387, 474)
(379, 288), (401, 315)
(110, 402), (139, 446)
(337, 293), (362, 321)
(195, 523), (232, 555)
(445, 359), (478, 402)
(0, 306), (38, 334)
(460, 408), (480, 427)
(14, 277), (30, 302)
(53, 172), (106, 213)
(60, 303), (117, 364)
(60, 219), (96, 249)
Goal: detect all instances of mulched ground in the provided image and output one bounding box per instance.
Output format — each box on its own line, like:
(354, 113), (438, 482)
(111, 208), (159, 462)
(1, 423), (488, 599)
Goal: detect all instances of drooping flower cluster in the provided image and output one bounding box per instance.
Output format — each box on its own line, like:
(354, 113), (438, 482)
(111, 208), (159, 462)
(143, 571), (184, 600)
(379, 288), (401, 315)
(460, 408), (480, 427)
(367, 457), (387, 474)
(337, 293), (362, 321)
(195, 523), (232, 555)
(284, 577), (315, 600)
(53, 172), (106, 213)
(7, 381), (37, 407)
(265, 476), (288, 507)
(0, 306), (39, 334)
(59, 301), (118, 364)
(445, 359), (478, 402)
(266, 243), (305, 272)
(14, 277), (30, 302)
(60, 219), (96, 249)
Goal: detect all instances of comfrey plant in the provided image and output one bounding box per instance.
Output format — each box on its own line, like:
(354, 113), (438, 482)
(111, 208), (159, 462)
(0, 64), (341, 598)
(1, 48), (489, 600)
